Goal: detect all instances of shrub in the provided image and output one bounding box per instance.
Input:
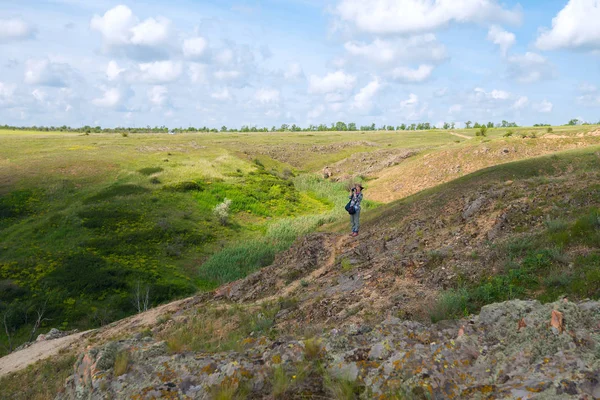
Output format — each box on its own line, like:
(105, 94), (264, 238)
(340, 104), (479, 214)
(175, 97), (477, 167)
(113, 350), (130, 376)
(504, 130), (514, 137)
(121, 132), (129, 137)
(547, 127), (553, 133)
(340, 258), (353, 272)
(213, 198), (232, 225)
(476, 126), (488, 137)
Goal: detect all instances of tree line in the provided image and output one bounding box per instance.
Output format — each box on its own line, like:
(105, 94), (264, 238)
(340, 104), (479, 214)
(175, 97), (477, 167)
(1, 119), (598, 134)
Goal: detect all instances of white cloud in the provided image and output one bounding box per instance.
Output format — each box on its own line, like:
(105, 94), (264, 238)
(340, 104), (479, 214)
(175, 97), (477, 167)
(401, 93), (419, 108)
(32, 89), (46, 103)
(211, 88), (231, 101)
(90, 5), (172, 59)
(24, 59), (72, 87)
(106, 61), (125, 81)
(92, 87), (122, 108)
(473, 87), (511, 100)
(390, 65), (434, 83)
(308, 70), (356, 94)
(335, 0), (521, 35)
(130, 17), (170, 46)
(148, 85), (168, 106)
(399, 93), (428, 120)
(0, 18), (35, 42)
(533, 99), (553, 113)
(284, 63), (304, 80)
(507, 52), (554, 83)
(487, 25), (516, 56)
(344, 35), (447, 65)
(536, 0), (600, 50)
(351, 78), (382, 113)
(255, 88), (280, 104)
(90, 5), (136, 46)
(513, 96), (529, 109)
(183, 37), (209, 59)
(189, 63), (207, 84)
(138, 61), (182, 83)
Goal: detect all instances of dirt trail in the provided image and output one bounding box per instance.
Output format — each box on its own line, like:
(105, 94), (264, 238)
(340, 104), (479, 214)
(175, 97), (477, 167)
(0, 296), (198, 378)
(0, 331), (91, 378)
(259, 235), (345, 303)
(448, 131), (473, 140)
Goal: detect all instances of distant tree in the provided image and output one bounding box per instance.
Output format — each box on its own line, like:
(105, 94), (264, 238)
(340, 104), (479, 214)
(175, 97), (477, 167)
(370, 123), (376, 131)
(221, 126), (227, 132)
(476, 125), (488, 137)
(473, 122), (481, 129)
(465, 121), (472, 129)
(451, 122), (455, 129)
(567, 119), (580, 126)
(487, 122), (494, 128)
(400, 123), (407, 130)
(348, 122), (357, 131)
(443, 122), (450, 130)
(335, 121), (348, 131)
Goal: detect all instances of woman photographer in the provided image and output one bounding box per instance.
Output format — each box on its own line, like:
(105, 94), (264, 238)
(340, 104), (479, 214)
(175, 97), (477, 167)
(348, 183), (363, 237)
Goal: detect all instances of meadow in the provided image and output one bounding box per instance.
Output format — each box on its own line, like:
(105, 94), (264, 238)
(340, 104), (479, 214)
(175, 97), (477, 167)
(1, 125), (599, 355)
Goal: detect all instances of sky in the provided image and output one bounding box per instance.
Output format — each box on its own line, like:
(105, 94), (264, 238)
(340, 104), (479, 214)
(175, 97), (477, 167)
(0, 0), (599, 128)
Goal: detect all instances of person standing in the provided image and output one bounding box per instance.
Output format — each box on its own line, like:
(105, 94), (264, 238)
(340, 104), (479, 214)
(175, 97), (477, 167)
(349, 183), (363, 237)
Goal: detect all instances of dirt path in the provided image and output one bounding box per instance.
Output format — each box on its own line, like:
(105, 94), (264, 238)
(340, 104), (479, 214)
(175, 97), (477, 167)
(0, 296), (199, 378)
(259, 235), (344, 303)
(448, 131), (473, 140)
(0, 331), (92, 378)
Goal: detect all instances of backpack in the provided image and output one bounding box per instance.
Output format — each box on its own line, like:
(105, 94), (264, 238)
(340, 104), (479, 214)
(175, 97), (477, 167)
(345, 201), (356, 215)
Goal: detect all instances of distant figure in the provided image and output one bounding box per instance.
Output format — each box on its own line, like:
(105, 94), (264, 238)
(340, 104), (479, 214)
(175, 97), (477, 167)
(349, 183), (363, 237)
(323, 166), (332, 179)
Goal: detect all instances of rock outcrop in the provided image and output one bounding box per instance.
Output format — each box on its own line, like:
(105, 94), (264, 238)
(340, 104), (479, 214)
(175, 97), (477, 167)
(58, 299), (600, 399)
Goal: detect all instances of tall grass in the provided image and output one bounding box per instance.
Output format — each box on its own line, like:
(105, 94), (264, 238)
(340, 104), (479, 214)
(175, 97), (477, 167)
(197, 174), (357, 287)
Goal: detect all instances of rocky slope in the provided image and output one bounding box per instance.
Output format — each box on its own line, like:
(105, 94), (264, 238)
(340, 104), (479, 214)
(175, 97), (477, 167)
(58, 299), (600, 399)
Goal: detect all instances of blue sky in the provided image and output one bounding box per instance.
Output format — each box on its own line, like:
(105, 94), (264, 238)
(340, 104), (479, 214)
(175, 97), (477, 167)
(0, 0), (599, 128)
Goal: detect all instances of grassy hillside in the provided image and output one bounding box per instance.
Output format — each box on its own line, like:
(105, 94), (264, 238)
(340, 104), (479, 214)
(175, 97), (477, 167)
(0, 130), (382, 354)
(1, 126), (599, 356)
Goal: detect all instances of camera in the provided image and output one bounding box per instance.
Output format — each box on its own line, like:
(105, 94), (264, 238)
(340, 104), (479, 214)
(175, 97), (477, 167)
(352, 188), (356, 192)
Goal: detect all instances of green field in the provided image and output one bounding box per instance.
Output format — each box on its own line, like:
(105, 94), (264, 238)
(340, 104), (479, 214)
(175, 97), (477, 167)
(1, 125), (599, 355)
